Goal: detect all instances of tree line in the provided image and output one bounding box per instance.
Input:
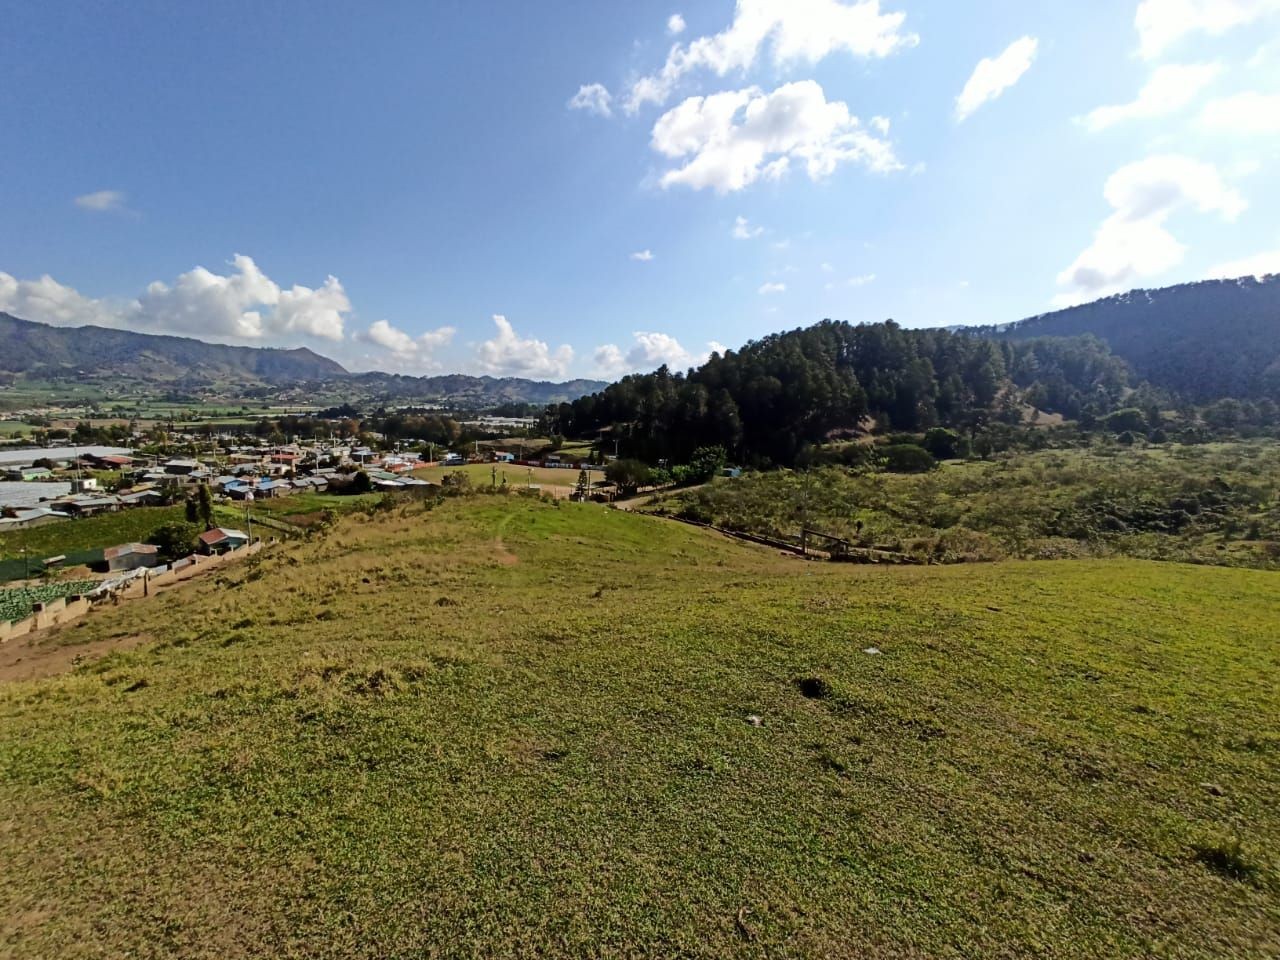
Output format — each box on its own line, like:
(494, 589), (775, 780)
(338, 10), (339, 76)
(543, 320), (1135, 467)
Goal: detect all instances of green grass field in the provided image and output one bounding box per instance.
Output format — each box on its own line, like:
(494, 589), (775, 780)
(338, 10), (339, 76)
(0, 495), (1276, 956)
(412, 462), (599, 490)
(0, 506), (186, 582)
(248, 491), (385, 519)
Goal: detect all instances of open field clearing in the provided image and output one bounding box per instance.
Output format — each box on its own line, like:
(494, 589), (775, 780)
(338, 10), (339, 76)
(411, 462), (596, 492)
(0, 496), (1277, 958)
(654, 441), (1280, 569)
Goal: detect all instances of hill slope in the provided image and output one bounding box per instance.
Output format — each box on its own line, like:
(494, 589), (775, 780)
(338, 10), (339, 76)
(345, 371), (609, 406)
(986, 275), (1280, 400)
(0, 311), (348, 384)
(1, 497), (1276, 956)
(0, 313), (607, 402)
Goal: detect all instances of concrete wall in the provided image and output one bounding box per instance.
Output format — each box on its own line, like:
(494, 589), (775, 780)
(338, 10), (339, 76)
(1, 540), (263, 644)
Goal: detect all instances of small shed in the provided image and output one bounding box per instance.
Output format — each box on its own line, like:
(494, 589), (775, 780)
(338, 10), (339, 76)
(104, 542), (161, 572)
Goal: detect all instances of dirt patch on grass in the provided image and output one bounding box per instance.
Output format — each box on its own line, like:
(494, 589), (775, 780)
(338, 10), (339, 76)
(493, 537), (519, 566)
(0, 629), (153, 683)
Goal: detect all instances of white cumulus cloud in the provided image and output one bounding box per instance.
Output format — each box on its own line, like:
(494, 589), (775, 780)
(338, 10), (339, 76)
(732, 215), (765, 239)
(74, 190), (129, 213)
(475, 315), (574, 379)
(0, 272), (123, 328)
(955, 36), (1038, 122)
(1080, 62), (1222, 131)
(0, 254), (352, 343)
(631, 249), (656, 261)
(1208, 249), (1280, 279)
(593, 331), (725, 376)
(626, 0), (917, 113)
(758, 281), (787, 294)
(568, 83), (613, 117)
(1198, 90), (1280, 134)
(668, 13), (686, 35)
(1055, 155), (1246, 305)
(1135, 0), (1280, 60)
(359, 319), (456, 368)
(652, 80), (899, 193)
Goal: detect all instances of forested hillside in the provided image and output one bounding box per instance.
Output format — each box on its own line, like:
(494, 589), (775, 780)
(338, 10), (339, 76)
(343, 371), (608, 406)
(985, 276), (1280, 401)
(548, 320), (1132, 465)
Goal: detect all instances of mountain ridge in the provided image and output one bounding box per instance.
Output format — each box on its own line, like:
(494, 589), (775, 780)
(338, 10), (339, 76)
(0, 312), (348, 383)
(0, 313), (606, 403)
(975, 274), (1280, 400)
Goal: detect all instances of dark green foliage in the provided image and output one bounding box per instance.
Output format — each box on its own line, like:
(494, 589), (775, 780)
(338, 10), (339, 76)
(196, 484), (214, 529)
(549, 320), (1123, 468)
(686, 445), (728, 483)
(605, 459), (653, 495)
(1103, 408), (1149, 434)
(922, 427), (969, 460)
(882, 444), (937, 473)
(987, 276), (1280, 401)
(147, 521), (200, 560)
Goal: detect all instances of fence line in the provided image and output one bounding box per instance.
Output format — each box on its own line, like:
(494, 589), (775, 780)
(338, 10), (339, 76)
(0, 540), (264, 644)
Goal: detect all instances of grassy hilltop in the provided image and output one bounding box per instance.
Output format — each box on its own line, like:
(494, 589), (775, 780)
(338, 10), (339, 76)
(1, 496), (1278, 957)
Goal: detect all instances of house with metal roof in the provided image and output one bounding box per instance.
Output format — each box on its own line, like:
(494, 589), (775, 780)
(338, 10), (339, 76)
(197, 527), (250, 555)
(104, 542), (161, 572)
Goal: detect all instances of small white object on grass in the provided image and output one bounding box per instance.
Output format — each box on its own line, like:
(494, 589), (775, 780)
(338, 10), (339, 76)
(746, 714), (763, 727)
(863, 647), (881, 655)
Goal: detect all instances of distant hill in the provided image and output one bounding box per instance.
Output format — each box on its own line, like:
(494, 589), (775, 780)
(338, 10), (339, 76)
(345, 372), (609, 406)
(0, 313), (606, 404)
(981, 275), (1280, 400)
(0, 312), (347, 384)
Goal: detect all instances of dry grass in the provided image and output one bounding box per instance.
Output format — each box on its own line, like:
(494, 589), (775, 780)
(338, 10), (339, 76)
(0, 495), (1277, 957)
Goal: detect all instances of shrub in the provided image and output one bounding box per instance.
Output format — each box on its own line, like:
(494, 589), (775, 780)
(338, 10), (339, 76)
(606, 459), (653, 495)
(147, 521), (200, 560)
(686, 446), (728, 484)
(922, 427), (970, 461)
(881, 444), (937, 474)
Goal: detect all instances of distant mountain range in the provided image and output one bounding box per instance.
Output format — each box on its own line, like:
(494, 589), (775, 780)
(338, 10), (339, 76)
(979, 275), (1280, 400)
(0, 313), (605, 405)
(0, 312), (346, 383)
(3, 271), (1276, 408)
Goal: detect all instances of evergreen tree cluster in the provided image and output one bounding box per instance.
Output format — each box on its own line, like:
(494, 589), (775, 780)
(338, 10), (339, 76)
(546, 320), (1132, 467)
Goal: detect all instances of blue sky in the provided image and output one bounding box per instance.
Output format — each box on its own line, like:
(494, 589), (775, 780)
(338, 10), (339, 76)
(2, 0), (1278, 380)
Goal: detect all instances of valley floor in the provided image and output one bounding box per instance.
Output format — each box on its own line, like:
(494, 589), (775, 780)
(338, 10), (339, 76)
(0, 496), (1277, 958)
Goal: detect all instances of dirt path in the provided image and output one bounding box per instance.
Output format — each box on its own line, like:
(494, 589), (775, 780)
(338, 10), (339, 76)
(612, 482), (709, 511)
(492, 513), (519, 566)
(0, 628), (151, 683)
